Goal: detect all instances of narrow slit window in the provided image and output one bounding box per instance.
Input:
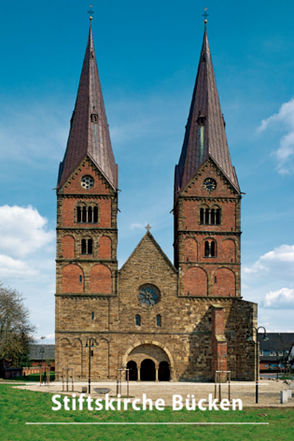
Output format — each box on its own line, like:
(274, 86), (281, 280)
(88, 206), (93, 223)
(81, 239), (87, 254)
(156, 314), (162, 327)
(200, 208), (204, 224)
(77, 206), (81, 223)
(211, 209), (215, 225)
(93, 206), (98, 223)
(204, 240), (210, 257)
(91, 311), (95, 320)
(211, 241), (215, 257)
(135, 314), (141, 326)
(88, 239), (93, 254)
(82, 206), (87, 223)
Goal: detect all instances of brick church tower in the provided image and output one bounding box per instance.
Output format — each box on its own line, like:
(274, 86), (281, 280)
(55, 21), (118, 377)
(174, 23), (241, 299)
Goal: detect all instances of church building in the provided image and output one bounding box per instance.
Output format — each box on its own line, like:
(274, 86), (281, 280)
(55, 18), (257, 382)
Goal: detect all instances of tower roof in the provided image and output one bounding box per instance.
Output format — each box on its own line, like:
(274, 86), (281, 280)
(57, 23), (118, 190)
(175, 24), (240, 194)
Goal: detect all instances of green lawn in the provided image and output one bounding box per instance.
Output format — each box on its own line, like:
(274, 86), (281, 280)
(0, 383), (293, 441)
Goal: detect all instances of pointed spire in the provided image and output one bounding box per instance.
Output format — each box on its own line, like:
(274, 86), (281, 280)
(175, 23), (240, 194)
(57, 21), (118, 190)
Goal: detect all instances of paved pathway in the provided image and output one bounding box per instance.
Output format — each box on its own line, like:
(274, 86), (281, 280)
(13, 379), (294, 407)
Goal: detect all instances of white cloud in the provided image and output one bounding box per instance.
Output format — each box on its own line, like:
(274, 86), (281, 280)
(0, 205), (54, 258)
(263, 288), (294, 309)
(258, 98), (294, 174)
(244, 244), (294, 276)
(0, 254), (37, 278)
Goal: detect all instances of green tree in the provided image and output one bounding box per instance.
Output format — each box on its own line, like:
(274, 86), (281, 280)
(0, 284), (35, 368)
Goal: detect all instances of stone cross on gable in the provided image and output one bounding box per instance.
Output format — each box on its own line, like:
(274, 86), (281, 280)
(145, 224), (152, 232)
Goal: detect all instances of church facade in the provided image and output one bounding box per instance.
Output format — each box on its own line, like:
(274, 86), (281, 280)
(55, 20), (257, 382)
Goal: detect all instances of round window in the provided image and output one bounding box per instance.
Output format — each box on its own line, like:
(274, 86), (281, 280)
(138, 284), (160, 306)
(81, 175), (94, 189)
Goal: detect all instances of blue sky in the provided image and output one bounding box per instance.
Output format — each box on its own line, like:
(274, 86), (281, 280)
(0, 0), (294, 341)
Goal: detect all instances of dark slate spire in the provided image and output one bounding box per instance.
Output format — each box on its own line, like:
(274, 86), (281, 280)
(57, 22), (118, 190)
(175, 24), (240, 194)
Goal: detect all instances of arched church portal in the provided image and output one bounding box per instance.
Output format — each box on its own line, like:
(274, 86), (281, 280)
(125, 343), (171, 381)
(126, 360), (138, 381)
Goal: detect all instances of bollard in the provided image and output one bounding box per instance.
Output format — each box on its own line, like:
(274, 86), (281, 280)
(280, 390), (288, 404)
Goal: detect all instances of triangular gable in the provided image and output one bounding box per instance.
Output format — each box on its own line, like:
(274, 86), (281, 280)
(58, 154), (116, 195)
(180, 155), (240, 197)
(120, 231), (177, 274)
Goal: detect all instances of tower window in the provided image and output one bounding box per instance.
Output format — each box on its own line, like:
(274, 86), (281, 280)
(200, 207), (221, 225)
(156, 314), (162, 327)
(91, 113), (98, 123)
(76, 204), (99, 224)
(200, 208), (204, 224)
(204, 240), (216, 258)
(82, 206), (87, 223)
(81, 238), (93, 255)
(135, 314), (141, 326)
(77, 206), (81, 223)
(88, 206), (92, 223)
(91, 312), (95, 320)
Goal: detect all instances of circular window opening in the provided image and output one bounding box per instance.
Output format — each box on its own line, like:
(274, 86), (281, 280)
(81, 175), (94, 189)
(138, 284), (160, 306)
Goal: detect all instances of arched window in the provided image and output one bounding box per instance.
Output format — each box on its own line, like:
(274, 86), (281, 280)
(200, 206), (221, 226)
(82, 206), (87, 223)
(135, 314), (141, 326)
(81, 238), (93, 255)
(93, 206), (98, 223)
(204, 239), (216, 257)
(88, 206), (92, 223)
(156, 314), (162, 327)
(77, 206), (81, 223)
(76, 204), (98, 224)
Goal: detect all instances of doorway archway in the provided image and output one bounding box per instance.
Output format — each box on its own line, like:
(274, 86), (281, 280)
(140, 359), (156, 381)
(158, 361), (170, 381)
(124, 342), (173, 381)
(126, 360), (138, 381)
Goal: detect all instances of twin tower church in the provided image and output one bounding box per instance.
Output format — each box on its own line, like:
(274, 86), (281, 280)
(55, 20), (257, 382)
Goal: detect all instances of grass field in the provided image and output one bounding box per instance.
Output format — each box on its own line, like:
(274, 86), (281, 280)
(0, 383), (293, 441)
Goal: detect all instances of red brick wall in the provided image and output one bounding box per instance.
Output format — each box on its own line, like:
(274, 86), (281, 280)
(89, 264), (111, 293)
(222, 239), (236, 263)
(211, 268), (235, 297)
(99, 236), (112, 259)
(62, 264), (84, 293)
(62, 235), (75, 258)
(183, 238), (198, 261)
(63, 162), (111, 195)
(183, 267), (207, 296)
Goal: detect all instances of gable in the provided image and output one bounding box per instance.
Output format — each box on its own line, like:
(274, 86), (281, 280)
(58, 155), (116, 196)
(120, 232), (177, 276)
(180, 157), (240, 199)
